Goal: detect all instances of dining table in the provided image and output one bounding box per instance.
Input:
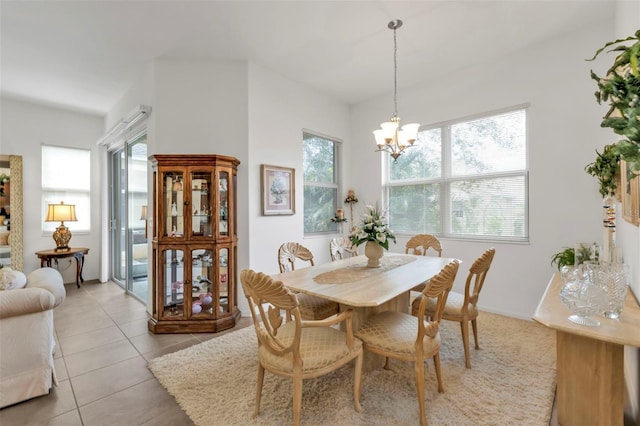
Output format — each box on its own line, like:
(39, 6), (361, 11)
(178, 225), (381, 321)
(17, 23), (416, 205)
(270, 253), (458, 331)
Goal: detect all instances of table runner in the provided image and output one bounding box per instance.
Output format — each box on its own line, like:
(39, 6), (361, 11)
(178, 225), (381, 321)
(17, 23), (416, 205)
(313, 255), (415, 284)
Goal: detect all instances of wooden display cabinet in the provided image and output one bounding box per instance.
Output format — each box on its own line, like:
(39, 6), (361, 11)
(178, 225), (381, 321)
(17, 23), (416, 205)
(148, 154), (240, 333)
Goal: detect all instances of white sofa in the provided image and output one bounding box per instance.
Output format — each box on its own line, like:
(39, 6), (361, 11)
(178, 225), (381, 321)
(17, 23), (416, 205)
(0, 267), (65, 408)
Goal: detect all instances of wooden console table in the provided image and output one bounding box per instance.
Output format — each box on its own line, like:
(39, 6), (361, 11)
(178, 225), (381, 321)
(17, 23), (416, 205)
(533, 273), (640, 426)
(35, 247), (89, 288)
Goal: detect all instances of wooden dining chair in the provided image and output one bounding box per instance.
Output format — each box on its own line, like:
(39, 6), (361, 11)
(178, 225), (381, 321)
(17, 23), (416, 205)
(405, 234), (443, 293)
(412, 247), (496, 369)
(240, 269), (363, 426)
(329, 237), (358, 261)
(405, 234), (443, 257)
(354, 260), (460, 426)
(277, 242), (340, 320)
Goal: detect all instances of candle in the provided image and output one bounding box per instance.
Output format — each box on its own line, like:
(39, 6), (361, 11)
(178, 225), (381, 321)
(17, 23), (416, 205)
(337, 209), (344, 219)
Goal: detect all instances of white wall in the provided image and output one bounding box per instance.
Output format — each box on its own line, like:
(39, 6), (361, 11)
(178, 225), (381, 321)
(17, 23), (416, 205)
(0, 97), (104, 284)
(96, 64), (155, 283)
(152, 58), (251, 311)
(245, 62), (351, 312)
(351, 22), (612, 319)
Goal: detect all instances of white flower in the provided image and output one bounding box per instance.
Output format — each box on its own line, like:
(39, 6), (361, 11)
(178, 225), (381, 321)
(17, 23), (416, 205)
(349, 204), (397, 250)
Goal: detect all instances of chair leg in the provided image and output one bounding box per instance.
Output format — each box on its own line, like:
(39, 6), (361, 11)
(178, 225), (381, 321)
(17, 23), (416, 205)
(460, 320), (471, 369)
(471, 318), (479, 349)
(353, 351), (363, 413)
(414, 358), (428, 426)
(433, 352), (445, 393)
(254, 363), (265, 418)
(293, 370), (303, 426)
(384, 357), (391, 370)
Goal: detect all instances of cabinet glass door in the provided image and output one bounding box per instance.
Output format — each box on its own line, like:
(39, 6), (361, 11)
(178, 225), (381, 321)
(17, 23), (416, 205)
(219, 247), (229, 314)
(190, 171), (213, 238)
(191, 248), (214, 317)
(218, 171), (229, 237)
(162, 248), (184, 318)
(163, 171), (184, 238)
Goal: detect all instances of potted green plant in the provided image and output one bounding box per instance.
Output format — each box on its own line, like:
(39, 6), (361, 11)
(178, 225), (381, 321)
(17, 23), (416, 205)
(588, 29), (640, 169)
(550, 244), (598, 270)
(551, 247), (575, 271)
(584, 143), (621, 198)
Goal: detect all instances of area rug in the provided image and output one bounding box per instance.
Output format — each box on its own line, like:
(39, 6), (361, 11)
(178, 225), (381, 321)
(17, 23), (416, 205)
(148, 312), (556, 425)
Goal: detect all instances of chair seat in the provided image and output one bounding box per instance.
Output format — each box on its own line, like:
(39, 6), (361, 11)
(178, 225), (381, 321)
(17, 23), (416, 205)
(413, 291), (478, 320)
(260, 321), (363, 375)
(355, 310), (440, 358)
(296, 294), (339, 320)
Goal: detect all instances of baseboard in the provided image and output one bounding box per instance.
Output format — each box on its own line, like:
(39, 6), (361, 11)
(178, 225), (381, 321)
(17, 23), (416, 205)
(478, 306), (533, 321)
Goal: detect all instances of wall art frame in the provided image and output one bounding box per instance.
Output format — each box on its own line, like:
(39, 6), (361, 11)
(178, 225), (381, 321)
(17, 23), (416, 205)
(620, 159), (639, 226)
(261, 164), (295, 216)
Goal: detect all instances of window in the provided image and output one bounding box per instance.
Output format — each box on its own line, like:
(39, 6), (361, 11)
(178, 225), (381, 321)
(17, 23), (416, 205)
(42, 145), (91, 233)
(387, 106), (528, 241)
(303, 132), (341, 234)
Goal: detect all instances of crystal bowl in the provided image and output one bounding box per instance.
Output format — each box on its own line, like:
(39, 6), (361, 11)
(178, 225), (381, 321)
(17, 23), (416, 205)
(560, 279), (607, 327)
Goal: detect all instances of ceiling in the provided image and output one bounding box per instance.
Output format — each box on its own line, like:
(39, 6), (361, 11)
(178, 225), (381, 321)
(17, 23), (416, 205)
(0, 1), (615, 116)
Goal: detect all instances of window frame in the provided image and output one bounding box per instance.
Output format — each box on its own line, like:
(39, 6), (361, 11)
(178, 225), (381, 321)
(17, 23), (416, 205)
(41, 144), (92, 235)
(302, 130), (342, 236)
(385, 104), (529, 243)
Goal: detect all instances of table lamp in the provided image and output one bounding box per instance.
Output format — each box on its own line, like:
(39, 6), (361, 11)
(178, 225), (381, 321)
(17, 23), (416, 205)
(45, 201), (77, 251)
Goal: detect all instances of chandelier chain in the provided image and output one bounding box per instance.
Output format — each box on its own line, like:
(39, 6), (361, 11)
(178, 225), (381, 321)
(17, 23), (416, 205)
(393, 24), (398, 118)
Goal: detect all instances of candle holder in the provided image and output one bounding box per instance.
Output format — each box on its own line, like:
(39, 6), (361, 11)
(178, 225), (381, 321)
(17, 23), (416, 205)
(344, 189), (359, 231)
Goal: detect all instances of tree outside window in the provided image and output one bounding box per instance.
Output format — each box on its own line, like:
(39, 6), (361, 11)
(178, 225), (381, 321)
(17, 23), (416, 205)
(303, 132), (340, 234)
(387, 107), (528, 241)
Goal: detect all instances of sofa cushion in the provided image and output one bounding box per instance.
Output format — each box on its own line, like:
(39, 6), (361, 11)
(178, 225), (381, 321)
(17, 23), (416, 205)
(26, 268), (65, 308)
(0, 288), (56, 318)
(0, 267), (27, 291)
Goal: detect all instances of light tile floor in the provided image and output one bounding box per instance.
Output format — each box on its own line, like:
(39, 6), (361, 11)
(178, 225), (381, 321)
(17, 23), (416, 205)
(0, 280), (251, 426)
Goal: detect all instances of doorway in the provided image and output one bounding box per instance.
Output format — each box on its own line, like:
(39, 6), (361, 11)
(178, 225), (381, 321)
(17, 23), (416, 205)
(110, 133), (148, 302)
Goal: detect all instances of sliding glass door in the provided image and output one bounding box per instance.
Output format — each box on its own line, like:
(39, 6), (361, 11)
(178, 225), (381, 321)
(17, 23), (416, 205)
(110, 133), (148, 302)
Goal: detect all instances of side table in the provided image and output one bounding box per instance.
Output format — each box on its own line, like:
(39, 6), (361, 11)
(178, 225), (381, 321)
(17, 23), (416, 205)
(35, 247), (89, 288)
(533, 273), (640, 425)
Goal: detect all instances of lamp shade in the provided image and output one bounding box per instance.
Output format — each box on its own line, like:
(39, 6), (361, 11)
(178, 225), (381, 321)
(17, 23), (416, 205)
(45, 202), (77, 223)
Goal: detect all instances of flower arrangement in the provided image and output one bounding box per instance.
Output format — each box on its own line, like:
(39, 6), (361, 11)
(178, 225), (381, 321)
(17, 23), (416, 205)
(270, 177), (286, 204)
(349, 204), (396, 250)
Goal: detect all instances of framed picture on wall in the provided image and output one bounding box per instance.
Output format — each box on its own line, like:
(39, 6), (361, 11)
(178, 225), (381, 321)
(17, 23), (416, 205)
(261, 164), (295, 216)
(620, 160), (639, 226)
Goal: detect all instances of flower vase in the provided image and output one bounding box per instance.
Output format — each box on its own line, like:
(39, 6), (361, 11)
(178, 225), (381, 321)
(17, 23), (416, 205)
(364, 241), (384, 268)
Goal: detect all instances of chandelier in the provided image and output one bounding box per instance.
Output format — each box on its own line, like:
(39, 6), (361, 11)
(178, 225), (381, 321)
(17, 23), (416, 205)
(373, 19), (420, 162)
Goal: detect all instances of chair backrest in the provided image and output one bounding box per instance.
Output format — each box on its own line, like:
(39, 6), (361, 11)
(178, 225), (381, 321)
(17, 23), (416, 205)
(278, 242), (315, 273)
(404, 234), (443, 257)
(240, 269), (302, 359)
(414, 260), (460, 339)
(329, 237), (358, 261)
(462, 248), (495, 309)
